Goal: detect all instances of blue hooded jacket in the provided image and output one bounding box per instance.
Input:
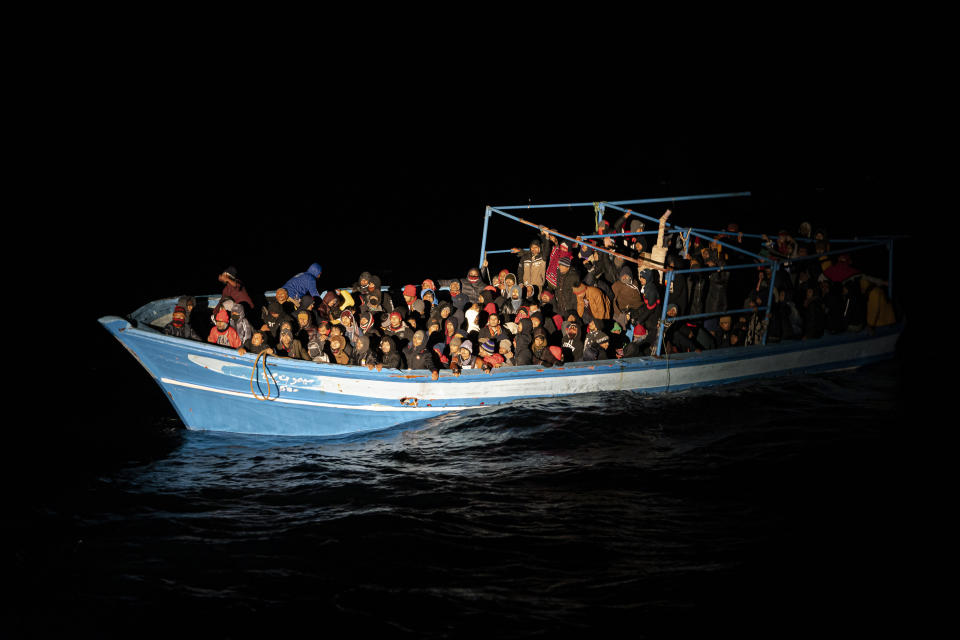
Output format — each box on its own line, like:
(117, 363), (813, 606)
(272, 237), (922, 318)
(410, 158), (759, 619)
(282, 263), (322, 299)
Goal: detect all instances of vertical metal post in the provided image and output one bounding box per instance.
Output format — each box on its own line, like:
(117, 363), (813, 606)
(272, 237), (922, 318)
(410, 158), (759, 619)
(479, 207), (492, 269)
(683, 228), (693, 257)
(761, 261), (779, 346)
(656, 271), (674, 356)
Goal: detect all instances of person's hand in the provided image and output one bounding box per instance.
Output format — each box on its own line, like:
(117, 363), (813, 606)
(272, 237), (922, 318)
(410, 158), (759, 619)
(237, 347), (246, 356)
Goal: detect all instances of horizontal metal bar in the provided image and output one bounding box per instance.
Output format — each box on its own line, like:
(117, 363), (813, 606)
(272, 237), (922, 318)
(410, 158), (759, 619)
(667, 306), (767, 323)
(493, 191), (751, 210)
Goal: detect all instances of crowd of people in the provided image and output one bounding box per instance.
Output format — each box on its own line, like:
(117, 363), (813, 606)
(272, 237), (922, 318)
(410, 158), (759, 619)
(163, 213), (898, 376)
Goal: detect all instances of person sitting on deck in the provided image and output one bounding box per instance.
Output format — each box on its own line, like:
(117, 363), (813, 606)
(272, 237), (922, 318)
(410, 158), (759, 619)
(275, 322), (310, 360)
(223, 299), (254, 347)
(260, 299), (294, 340)
(478, 338), (505, 373)
(450, 339), (478, 376)
(560, 318), (585, 362)
(164, 303), (201, 341)
(378, 335), (403, 370)
(238, 330), (274, 357)
(403, 330), (440, 380)
(208, 307), (242, 349)
(529, 327), (561, 367)
(351, 334), (381, 370)
(328, 334), (351, 365)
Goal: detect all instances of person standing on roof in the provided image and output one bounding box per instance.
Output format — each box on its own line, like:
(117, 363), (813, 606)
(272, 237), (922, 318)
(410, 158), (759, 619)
(281, 263), (323, 308)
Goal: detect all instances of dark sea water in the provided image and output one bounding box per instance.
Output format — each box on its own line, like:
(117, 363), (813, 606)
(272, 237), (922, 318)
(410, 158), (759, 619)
(12, 326), (922, 639)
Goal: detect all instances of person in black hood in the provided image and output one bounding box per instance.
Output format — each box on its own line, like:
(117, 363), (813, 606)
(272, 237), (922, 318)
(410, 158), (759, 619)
(513, 318), (535, 365)
(261, 299), (294, 340)
(378, 335), (403, 369)
(164, 302), (202, 341)
(350, 334), (380, 370)
(560, 318), (585, 362)
(404, 330), (440, 380)
(530, 327), (560, 367)
(554, 256), (580, 319)
(630, 268), (664, 349)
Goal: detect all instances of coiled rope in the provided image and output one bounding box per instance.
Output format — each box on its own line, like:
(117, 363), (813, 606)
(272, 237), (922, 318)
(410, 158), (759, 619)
(251, 351), (278, 401)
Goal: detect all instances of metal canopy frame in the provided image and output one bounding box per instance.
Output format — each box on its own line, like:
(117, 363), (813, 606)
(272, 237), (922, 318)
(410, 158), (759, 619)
(478, 192), (897, 356)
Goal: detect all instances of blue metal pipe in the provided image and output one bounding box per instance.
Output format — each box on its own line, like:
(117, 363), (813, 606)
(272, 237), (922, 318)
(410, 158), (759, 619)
(478, 207), (491, 269)
(494, 191), (751, 210)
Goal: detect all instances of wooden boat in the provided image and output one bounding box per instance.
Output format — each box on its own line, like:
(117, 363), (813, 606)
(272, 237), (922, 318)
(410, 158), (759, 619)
(98, 194), (905, 437)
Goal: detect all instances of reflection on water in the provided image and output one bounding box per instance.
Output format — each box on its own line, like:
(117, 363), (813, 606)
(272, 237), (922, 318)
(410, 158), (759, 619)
(15, 363), (911, 638)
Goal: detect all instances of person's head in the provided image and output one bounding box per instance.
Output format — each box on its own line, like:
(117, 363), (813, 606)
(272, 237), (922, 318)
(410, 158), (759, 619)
(297, 309), (311, 328)
(412, 330), (425, 347)
(279, 323), (293, 344)
(558, 256), (571, 274)
(330, 335), (345, 353)
(450, 280), (461, 295)
(318, 321), (331, 336)
(719, 316), (732, 331)
(422, 290), (435, 304)
(566, 322), (578, 336)
(499, 339), (512, 355)
(275, 288), (289, 304)
(666, 304), (678, 318)
(530, 239), (541, 256)
(219, 266), (238, 286)
(381, 338), (392, 353)
(389, 311), (403, 328)
(172, 306), (186, 328)
(215, 308), (230, 331)
(403, 284), (417, 304)
(467, 268), (481, 283)
(504, 274), (516, 288)
(340, 310), (353, 327)
(445, 318), (457, 335)
(251, 331), (264, 347)
(533, 331), (547, 348)
(459, 345), (472, 360)
(488, 313), (500, 327)
(440, 304), (451, 319)
(330, 324), (344, 337)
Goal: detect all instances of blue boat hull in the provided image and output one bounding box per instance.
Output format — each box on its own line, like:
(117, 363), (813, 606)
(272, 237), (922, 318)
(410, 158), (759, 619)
(99, 299), (903, 437)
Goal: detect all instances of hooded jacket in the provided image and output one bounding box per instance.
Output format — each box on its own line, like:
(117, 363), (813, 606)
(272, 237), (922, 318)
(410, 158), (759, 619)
(282, 263), (323, 300)
(379, 335), (404, 369)
(208, 308), (242, 349)
(403, 331), (438, 372)
(350, 335), (379, 367)
(560, 320), (585, 362)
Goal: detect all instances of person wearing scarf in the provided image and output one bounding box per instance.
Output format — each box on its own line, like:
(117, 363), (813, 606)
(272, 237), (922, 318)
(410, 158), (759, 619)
(339, 309), (363, 346)
(164, 304), (201, 341)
